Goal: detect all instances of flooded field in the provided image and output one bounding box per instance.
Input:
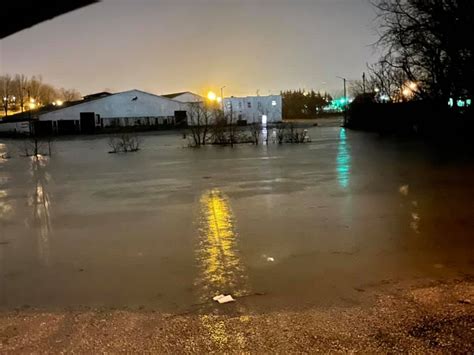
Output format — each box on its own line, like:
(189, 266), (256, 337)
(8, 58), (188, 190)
(1, 119), (473, 312)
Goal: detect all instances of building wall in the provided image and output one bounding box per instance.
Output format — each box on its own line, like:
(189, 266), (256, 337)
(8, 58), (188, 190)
(223, 95), (282, 124)
(0, 120), (31, 134)
(171, 92), (203, 103)
(39, 90), (188, 123)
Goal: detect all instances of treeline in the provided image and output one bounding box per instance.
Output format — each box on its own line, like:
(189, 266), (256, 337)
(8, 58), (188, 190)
(347, 0), (473, 139)
(351, 0), (473, 105)
(281, 90), (332, 119)
(0, 74), (82, 117)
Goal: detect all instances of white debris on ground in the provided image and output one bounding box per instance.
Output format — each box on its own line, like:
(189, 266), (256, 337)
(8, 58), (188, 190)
(262, 254), (275, 262)
(212, 294), (235, 304)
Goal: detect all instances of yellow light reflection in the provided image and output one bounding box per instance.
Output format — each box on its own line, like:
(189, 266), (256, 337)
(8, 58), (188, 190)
(195, 189), (247, 300)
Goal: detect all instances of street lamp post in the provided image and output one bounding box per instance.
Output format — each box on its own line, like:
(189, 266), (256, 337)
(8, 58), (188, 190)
(220, 86), (226, 112)
(337, 76), (347, 126)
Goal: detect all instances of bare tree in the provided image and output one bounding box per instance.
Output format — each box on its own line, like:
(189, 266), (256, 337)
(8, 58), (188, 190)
(373, 0), (474, 102)
(249, 123), (261, 145)
(20, 135), (54, 158)
(276, 124), (286, 144)
(28, 75), (43, 105)
(40, 84), (58, 106)
(59, 88), (82, 102)
(349, 77), (378, 98)
(0, 74), (12, 116)
(187, 102), (215, 147)
(12, 74), (28, 112)
(226, 109), (238, 147)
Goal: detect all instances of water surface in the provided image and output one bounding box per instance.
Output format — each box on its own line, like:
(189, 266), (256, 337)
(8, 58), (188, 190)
(1, 121), (473, 312)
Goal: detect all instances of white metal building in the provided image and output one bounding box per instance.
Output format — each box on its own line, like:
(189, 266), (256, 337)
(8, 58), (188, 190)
(0, 119), (30, 134)
(162, 91), (204, 103)
(37, 89), (189, 134)
(223, 95), (282, 124)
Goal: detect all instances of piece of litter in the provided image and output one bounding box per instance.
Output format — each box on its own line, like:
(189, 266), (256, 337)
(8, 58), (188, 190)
(212, 294), (235, 304)
(213, 294), (225, 301)
(266, 257), (275, 262)
(217, 295), (235, 304)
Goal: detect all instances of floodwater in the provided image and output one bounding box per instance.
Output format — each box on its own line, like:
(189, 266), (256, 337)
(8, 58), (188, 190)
(0, 119), (473, 312)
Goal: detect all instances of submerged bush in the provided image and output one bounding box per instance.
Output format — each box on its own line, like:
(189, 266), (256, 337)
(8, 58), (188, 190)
(108, 134), (141, 153)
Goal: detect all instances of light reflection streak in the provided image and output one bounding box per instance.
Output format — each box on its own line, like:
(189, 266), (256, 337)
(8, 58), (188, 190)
(336, 128), (351, 189)
(398, 184), (421, 234)
(261, 126), (268, 144)
(28, 156), (52, 265)
(196, 189), (248, 349)
(0, 190), (12, 220)
(195, 189), (247, 301)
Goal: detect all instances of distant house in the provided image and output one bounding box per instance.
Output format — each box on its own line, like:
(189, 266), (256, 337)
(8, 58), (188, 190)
(223, 95), (282, 124)
(162, 91), (204, 103)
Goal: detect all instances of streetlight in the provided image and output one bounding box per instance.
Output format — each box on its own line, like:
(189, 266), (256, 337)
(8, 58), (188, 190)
(337, 76), (347, 126)
(207, 91), (217, 101)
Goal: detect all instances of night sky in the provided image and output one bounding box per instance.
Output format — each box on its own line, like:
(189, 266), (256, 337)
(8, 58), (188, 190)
(0, 0), (378, 97)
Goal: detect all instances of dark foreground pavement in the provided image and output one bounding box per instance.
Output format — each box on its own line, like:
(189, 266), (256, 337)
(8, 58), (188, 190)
(0, 278), (473, 353)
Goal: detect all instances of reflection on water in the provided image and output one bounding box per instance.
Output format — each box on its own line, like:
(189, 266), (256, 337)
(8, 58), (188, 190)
(261, 126), (268, 144)
(336, 128), (351, 188)
(28, 156), (52, 265)
(195, 189), (247, 301)
(0, 190), (12, 220)
(399, 184), (421, 234)
(196, 190), (248, 349)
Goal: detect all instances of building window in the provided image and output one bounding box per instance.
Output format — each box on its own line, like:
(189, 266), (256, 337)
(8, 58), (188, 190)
(238, 102), (242, 109)
(247, 102), (251, 108)
(272, 100), (277, 106)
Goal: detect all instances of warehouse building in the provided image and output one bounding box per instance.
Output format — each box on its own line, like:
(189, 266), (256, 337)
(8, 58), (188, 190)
(162, 91), (203, 103)
(35, 89), (189, 134)
(223, 95), (282, 124)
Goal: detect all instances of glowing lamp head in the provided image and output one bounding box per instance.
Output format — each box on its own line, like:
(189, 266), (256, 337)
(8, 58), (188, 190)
(207, 91), (217, 101)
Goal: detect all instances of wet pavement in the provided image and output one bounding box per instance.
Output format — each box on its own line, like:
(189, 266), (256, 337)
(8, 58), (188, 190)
(0, 118), (473, 314)
(0, 279), (473, 352)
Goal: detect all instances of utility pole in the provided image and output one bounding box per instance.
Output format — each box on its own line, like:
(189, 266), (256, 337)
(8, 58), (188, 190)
(337, 76), (347, 127)
(362, 72), (366, 94)
(27, 88), (33, 136)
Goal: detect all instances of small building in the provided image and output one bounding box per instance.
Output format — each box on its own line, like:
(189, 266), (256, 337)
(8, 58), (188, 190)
(162, 91), (204, 103)
(223, 95), (282, 124)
